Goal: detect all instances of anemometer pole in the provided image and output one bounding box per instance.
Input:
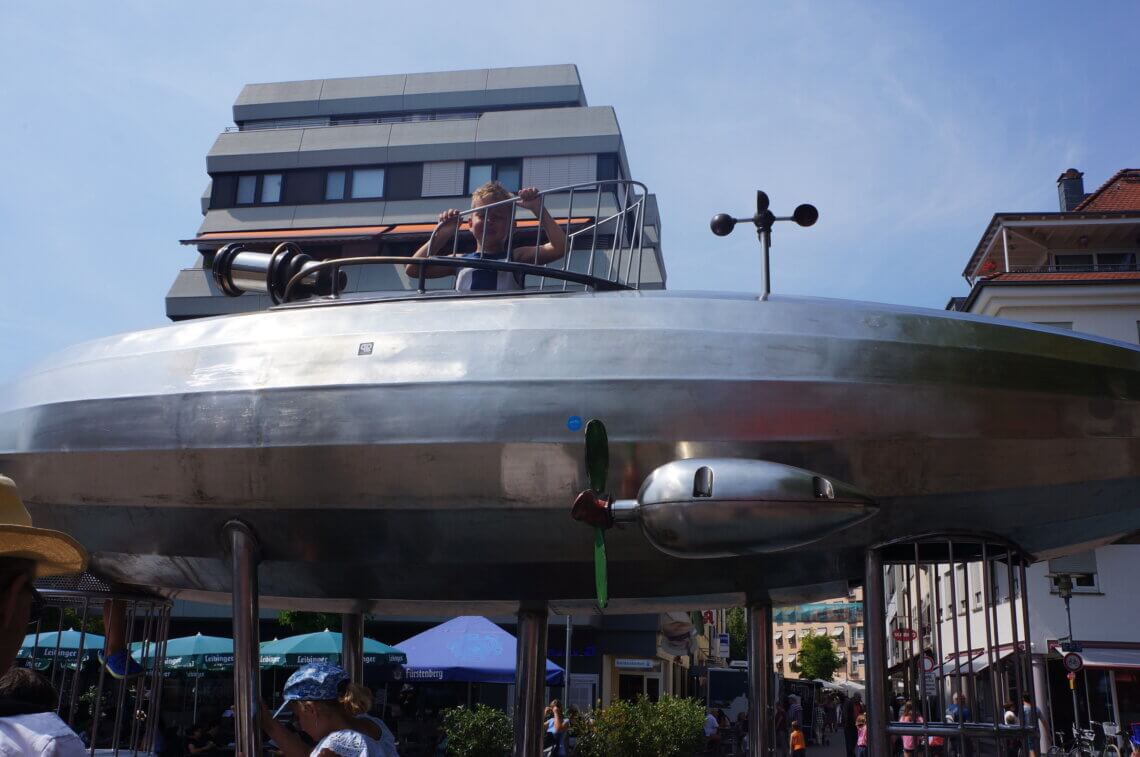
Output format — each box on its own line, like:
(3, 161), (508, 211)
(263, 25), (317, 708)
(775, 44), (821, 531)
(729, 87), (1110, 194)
(710, 190), (819, 300)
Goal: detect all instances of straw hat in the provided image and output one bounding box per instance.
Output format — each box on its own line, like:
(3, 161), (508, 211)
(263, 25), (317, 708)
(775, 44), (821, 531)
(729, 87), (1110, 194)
(0, 475), (87, 576)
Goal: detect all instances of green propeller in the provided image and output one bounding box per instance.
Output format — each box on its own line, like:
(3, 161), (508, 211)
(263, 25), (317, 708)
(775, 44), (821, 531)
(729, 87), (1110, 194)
(585, 419), (610, 609)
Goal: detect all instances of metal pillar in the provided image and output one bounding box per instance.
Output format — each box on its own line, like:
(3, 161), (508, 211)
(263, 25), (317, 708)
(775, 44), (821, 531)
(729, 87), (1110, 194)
(747, 600), (773, 756)
(864, 548), (890, 757)
(1032, 654), (1051, 749)
(563, 615), (573, 705)
(225, 521), (262, 757)
(514, 604), (549, 757)
(342, 612), (365, 684)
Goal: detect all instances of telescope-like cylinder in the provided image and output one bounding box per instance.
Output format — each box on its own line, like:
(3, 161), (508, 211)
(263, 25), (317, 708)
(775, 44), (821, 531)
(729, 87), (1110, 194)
(212, 243), (343, 303)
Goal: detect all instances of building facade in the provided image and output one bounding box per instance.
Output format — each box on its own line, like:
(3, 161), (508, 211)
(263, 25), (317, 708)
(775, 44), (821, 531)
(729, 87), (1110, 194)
(773, 589), (866, 684)
(166, 64), (665, 320)
(937, 167), (1140, 743)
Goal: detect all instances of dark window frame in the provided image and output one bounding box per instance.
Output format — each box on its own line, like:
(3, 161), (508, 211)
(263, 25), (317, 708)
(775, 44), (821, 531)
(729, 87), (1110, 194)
(465, 159), (523, 195)
(233, 173), (285, 207)
(323, 165), (388, 203)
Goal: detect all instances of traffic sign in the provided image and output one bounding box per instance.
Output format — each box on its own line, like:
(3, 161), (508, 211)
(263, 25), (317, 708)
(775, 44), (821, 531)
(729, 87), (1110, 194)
(892, 628), (918, 642)
(921, 653), (936, 674)
(1063, 652), (1083, 673)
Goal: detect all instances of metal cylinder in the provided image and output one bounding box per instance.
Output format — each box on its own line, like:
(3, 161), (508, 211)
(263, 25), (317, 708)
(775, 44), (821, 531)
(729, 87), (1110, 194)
(342, 612), (365, 684)
(864, 547), (890, 757)
(226, 520), (262, 757)
(216, 247), (275, 296)
(747, 600), (773, 757)
(514, 604), (549, 757)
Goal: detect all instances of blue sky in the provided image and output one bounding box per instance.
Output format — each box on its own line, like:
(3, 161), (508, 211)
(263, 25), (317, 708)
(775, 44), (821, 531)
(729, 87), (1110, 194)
(1, 1), (1137, 382)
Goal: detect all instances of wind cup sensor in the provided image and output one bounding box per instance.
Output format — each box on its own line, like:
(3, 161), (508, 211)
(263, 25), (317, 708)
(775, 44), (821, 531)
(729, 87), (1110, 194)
(711, 190), (818, 299)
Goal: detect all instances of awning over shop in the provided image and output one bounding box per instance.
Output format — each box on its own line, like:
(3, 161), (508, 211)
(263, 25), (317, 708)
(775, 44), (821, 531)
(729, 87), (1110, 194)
(1051, 644), (1140, 670)
(934, 647), (1017, 677)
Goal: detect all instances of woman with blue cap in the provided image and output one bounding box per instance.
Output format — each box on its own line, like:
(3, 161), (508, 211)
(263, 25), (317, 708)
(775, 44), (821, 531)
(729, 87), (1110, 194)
(260, 661), (397, 756)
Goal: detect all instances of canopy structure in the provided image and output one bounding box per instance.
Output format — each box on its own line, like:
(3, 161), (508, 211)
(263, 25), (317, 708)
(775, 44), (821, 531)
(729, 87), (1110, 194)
(259, 629), (406, 669)
(18, 629), (104, 670)
(396, 616), (563, 684)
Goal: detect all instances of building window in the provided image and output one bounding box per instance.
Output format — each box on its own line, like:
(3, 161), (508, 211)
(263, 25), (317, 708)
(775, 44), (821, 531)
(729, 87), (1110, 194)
(467, 160), (522, 194)
(326, 171), (346, 200)
(423, 161), (465, 197)
(351, 168), (385, 199)
(851, 627), (864, 645)
(236, 175), (257, 205)
(261, 174), (282, 203)
(1053, 253), (1094, 270)
(233, 174), (283, 205)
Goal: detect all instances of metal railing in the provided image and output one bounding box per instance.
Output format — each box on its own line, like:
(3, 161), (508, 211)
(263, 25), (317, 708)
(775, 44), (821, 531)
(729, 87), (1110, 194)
(212, 179), (653, 305)
(1007, 263), (1140, 274)
(22, 573), (171, 756)
(868, 534), (1037, 757)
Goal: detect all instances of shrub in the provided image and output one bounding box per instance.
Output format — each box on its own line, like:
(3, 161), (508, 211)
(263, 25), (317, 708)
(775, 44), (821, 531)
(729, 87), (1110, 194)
(571, 695), (706, 757)
(439, 704), (512, 757)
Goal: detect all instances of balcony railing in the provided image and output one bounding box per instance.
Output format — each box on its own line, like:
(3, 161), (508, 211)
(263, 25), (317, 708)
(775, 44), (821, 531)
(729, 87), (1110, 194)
(1007, 263), (1140, 274)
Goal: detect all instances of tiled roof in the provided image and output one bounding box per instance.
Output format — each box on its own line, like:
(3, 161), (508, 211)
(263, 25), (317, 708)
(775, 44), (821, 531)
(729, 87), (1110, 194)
(1074, 169), (1140, 212)
(987, 271), (1140, 282)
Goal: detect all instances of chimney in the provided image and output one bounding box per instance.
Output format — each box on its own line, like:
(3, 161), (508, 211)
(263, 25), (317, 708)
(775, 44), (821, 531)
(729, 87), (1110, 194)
(1057, 168), (1086, 211)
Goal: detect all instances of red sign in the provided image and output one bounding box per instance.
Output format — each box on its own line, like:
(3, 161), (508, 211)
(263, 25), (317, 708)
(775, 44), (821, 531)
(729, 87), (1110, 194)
(892, 628), (918, 642)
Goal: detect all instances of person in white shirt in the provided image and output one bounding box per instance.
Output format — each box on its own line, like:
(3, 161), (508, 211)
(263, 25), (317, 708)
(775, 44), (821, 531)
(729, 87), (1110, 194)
(0, 475), (89, 756)
(261, 662), (398, 757)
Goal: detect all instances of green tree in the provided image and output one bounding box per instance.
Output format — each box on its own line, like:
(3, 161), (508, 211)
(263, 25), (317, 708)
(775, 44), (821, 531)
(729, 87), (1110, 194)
(726, 607), (747, 660)
(571, 695), (706, 757)
(796, 631), (842, 681)
(440, 704), (512, 757)
(276, 611), (341, 633)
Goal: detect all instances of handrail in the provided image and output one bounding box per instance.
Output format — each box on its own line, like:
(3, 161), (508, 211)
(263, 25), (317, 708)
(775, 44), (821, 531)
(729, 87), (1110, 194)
(412, 179), (649, 295)
(282, 255), (630, 302)
(211, 179), (652, 304)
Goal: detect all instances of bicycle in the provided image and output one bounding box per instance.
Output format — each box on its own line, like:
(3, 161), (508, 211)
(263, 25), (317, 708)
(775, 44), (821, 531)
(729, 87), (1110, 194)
(1050, 722), (1122, 757)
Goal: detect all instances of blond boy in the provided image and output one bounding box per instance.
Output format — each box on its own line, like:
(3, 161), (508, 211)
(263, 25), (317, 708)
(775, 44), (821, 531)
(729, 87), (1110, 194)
(405, 181), (567, 291)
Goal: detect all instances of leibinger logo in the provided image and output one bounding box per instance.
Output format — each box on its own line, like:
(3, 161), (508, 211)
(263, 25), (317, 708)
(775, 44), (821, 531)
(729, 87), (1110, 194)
(205, 655), (234, 664)
(406, 669), (445, 681)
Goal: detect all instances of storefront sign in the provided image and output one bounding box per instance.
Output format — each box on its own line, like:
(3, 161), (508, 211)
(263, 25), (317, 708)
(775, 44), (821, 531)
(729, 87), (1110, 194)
(892, 628), (918, 642)
(615, 658), (655, 670)
(717, 633), (731, 658)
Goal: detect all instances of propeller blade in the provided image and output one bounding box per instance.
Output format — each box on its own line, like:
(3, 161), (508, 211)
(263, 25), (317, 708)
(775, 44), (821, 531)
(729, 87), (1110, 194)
(593, 527), (608, 609)
(585, 419), (609, 492)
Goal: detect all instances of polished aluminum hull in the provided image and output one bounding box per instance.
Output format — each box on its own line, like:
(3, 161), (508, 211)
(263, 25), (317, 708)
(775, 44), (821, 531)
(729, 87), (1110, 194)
(1, 290), (1138, 612)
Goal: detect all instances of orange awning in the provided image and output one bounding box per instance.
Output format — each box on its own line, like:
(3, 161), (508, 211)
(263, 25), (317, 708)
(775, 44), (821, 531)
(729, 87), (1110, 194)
(181, 218), (595, 247)
(181, 225), (393, 246)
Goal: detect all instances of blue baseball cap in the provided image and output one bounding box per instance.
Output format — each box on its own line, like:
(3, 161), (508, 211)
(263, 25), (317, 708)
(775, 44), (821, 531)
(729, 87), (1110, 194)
(272, 661), (348, 719)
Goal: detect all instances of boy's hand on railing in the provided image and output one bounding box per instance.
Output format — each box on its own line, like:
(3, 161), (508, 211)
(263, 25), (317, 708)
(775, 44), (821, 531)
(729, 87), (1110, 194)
(516, 186), (543, 214)
(436, 209), (461, 235)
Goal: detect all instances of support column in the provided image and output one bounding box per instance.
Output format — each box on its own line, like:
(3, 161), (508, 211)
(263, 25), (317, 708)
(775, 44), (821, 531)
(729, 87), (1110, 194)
(342, 612), (365, 684)
(1032, 654), (1051, 749)
(514, 604), (549, 757)
(865, 547), (890, 757)
(747, 600), (773, 757)
(563, 615), (573, 706)
(225, 521), (262, 757)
